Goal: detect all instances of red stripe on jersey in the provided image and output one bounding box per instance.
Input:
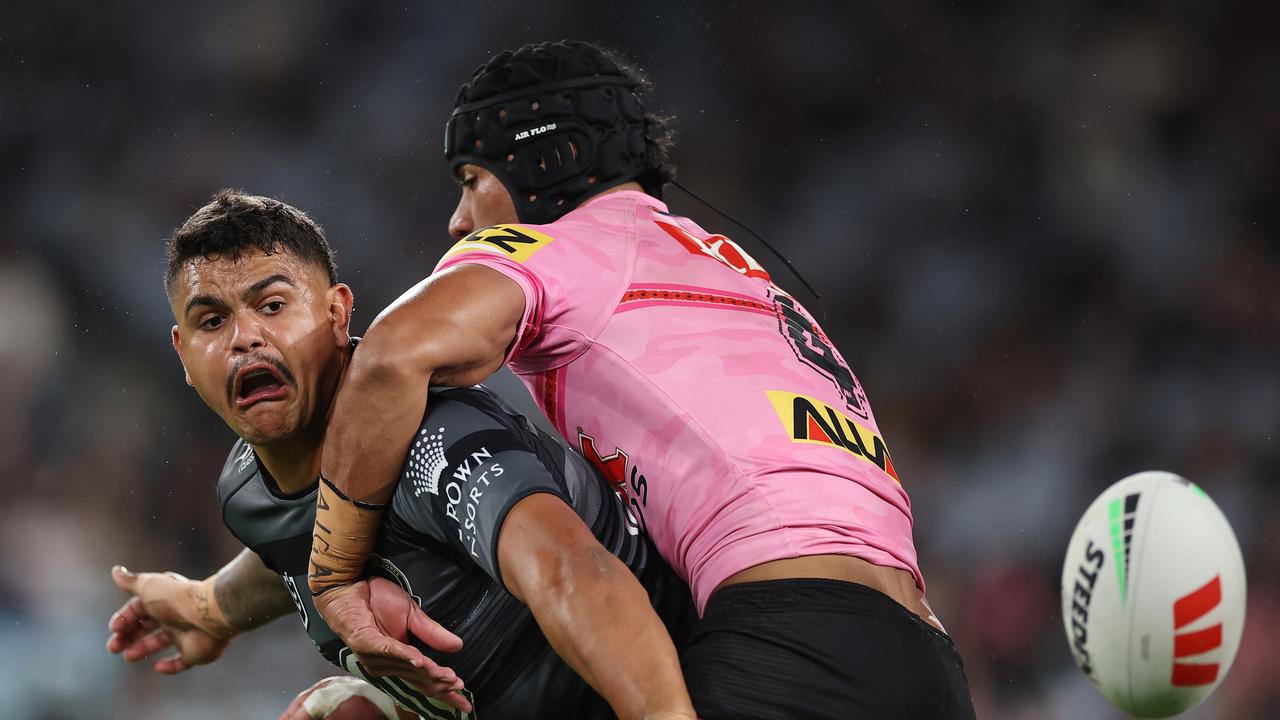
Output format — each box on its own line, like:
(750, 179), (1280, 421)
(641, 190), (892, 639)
(619, 287), (775, 314)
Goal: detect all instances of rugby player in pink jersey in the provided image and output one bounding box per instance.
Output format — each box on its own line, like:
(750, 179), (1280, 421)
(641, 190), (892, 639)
(310, 40), (975, 719)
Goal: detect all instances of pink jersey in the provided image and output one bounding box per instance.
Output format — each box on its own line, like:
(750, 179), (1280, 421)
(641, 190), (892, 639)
(435, 191), (921, 612)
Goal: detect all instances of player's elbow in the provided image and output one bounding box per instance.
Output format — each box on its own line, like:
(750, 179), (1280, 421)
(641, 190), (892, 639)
(521, 539), (623, 616)
(498, 493), (642, 629)
(499, 498), (623, 609)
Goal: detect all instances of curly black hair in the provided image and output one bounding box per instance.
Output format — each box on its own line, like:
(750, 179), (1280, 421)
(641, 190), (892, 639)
(164, 189), (337, 296)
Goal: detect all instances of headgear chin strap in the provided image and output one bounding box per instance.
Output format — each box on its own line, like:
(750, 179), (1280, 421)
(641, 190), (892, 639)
(445, 48), (657, 225)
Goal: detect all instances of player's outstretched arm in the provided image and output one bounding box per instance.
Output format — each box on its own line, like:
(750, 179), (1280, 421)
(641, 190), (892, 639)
(307, 265), (523, 676)
(498, 494), (697, 720)
(310, 264), (525, 591)
(107, 549), (295, 673)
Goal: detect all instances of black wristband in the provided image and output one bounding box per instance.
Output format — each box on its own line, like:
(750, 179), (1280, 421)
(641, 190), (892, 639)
(319, 473), (389, 511)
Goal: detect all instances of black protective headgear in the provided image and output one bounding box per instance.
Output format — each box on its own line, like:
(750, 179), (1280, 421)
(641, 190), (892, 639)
(444, 40), (660, 225)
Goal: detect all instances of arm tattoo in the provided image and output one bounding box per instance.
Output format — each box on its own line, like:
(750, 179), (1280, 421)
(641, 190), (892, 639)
(194, 584), (217, 628)
(213, 549), (297, 632)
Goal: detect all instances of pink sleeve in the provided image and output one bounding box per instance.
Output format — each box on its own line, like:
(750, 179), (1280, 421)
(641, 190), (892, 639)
(431, 222), (627, 372)
(434, 252), (545, 366)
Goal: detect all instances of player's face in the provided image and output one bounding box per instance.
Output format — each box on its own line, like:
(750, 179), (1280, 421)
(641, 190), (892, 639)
(168, 250), (353, 447)
(449, 164), (519, 240)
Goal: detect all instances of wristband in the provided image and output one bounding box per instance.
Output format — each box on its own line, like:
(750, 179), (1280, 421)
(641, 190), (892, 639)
(308, 475), (387, 596)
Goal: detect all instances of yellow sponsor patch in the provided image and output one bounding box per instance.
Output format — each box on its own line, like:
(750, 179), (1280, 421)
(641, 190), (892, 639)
(439, 224), (555, 265)
(766, 390), (900, 482)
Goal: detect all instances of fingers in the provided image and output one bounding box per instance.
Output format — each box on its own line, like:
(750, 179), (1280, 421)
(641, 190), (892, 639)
(111, 565), (138, 594)
(366, 577), (461, 652)
(403, 676), (466, 702)
(107, 622), (158, 655)
(355, 645), (466, 703)
(153, 653), (192, 675)
(358, 654), (461, 687)
(435, 690), (473, 714)
(406, 603), (463, 654)
(108, 597), (159, 653)
(109, 596), (150, 634)
(350, 629), (434, 671)
(321, 581), (472, 714)
(121, 628), (175, 663)
(356, 657), (469, 712)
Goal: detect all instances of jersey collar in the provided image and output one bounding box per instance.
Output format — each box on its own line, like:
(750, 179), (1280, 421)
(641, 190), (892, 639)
(579, 189), (668, 214)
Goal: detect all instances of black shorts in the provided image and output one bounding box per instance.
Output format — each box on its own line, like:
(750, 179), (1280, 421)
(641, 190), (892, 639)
(681, 578), (975, 720)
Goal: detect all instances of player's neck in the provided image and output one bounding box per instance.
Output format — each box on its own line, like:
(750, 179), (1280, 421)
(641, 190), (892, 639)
(581, 180), (645, 205)
(253, 440), (324, 496)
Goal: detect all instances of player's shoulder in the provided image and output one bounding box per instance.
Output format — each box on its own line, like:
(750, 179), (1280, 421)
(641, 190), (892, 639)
(416, 385), (536, 450)
(216, 438), (259, 509)
(395, 385), (540, 502)
(437, 223), (563, 269)
(424, 385), (511, 428)
(436, 196), (641, 265)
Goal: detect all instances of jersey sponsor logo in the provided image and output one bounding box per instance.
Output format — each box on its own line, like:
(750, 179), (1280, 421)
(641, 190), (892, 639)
(774, 294), (869, 419)
(442, 446), (505, 560)
(765, 390), (899, 482)
(408, 426), (449, 497)
(578, 429), (646, 536)
(1171, 575), (1224, 687)
(439, 224), (555, 265)
(654, 218), (771, 281)
(1067, 539), (1106, 678)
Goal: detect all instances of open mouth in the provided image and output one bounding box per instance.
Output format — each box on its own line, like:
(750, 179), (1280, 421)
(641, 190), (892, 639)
(234, 365), (289, 408)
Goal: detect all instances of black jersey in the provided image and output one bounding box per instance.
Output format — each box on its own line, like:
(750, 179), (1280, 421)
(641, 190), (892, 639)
(218, 385), (693, 720)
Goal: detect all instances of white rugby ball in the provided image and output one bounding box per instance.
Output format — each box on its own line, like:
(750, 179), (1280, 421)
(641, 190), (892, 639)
(1061, 471), (1246, 718)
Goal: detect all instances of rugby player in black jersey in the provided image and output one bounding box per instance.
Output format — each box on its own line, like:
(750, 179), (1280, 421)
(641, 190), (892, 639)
(105, 190), (697, 720)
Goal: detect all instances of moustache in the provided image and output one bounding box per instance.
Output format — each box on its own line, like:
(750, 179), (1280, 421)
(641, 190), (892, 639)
(225, 354), (297, 406)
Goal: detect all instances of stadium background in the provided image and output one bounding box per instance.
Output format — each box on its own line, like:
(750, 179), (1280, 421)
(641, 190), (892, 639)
(2, 1), (1277, 718)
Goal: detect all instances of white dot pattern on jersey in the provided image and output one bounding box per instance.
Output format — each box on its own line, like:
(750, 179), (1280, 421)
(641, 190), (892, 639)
(408, 427), (448, 496)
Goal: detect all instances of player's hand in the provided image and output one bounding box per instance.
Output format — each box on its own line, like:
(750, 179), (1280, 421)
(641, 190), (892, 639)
(278, 676), (402, 720)
(313, 577), (472, 713)
(106, 565), (232, 674)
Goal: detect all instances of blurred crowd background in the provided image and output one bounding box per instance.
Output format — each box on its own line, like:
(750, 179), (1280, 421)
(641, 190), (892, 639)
(2, 1), (1277, 718)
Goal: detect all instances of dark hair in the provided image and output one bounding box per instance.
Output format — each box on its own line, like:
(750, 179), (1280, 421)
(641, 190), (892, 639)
(164, 189), (337, 295)
(595, 44), (679, 190)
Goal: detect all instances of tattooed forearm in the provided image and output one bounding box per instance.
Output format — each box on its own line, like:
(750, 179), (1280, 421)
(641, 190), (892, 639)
(212, 548), (296, 632)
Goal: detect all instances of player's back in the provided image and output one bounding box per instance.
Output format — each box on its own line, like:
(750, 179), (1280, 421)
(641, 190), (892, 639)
(436, 191), (921, 612)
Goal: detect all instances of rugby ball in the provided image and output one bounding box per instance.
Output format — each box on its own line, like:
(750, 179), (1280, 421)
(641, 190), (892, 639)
(1061, 471), (1246, 718)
